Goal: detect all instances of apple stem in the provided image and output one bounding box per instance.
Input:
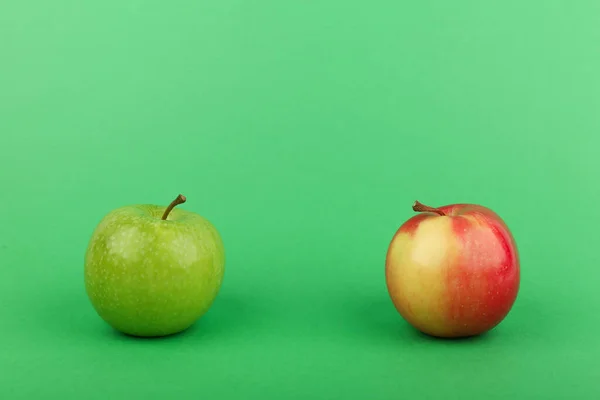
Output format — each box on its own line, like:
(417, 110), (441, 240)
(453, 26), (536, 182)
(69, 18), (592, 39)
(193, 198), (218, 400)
(412, 200), (446, 216)
(162, 194), (187, 220)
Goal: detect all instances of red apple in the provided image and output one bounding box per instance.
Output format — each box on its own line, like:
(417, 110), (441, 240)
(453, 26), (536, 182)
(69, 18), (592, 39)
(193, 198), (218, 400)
(385, 200), (520, 338)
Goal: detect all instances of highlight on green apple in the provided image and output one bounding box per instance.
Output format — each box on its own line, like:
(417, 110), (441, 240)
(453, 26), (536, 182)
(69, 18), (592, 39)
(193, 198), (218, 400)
(84, 194), (225, 337)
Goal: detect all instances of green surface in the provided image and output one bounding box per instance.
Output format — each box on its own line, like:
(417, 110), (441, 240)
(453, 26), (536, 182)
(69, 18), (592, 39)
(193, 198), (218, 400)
(2, 1), (600, 398)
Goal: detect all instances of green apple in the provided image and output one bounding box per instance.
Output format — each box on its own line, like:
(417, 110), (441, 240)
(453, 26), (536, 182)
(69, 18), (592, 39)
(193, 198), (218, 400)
(84, 194), (225, 337)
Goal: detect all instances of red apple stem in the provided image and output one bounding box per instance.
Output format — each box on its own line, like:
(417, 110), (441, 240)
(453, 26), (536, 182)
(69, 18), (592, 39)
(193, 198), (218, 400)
(412, 200), (446, 216)
(162, 194), (187, 220)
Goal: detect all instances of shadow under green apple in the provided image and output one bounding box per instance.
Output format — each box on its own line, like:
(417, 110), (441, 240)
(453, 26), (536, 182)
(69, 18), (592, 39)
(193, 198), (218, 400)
(34, 287), (269, 345)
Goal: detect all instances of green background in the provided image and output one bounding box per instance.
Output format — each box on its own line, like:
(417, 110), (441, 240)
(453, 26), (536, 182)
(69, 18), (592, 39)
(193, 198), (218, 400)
(2, 1), (599, 398)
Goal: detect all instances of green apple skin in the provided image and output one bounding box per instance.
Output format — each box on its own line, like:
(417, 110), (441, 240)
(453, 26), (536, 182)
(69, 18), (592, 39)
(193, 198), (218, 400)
(84, 204), (225, 337)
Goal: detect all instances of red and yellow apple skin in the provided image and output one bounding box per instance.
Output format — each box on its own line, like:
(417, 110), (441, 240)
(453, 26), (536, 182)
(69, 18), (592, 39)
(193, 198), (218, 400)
(385, 201), (520, 338)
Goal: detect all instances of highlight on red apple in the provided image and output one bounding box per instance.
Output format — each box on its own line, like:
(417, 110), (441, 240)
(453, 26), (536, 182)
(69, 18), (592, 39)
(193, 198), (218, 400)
(385, 200), (520, 338)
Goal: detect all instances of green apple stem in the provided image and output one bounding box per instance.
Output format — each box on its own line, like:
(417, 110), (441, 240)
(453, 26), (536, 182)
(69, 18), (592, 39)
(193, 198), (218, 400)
(162, 194), (187, 220)
(412, 200), (446, 216)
